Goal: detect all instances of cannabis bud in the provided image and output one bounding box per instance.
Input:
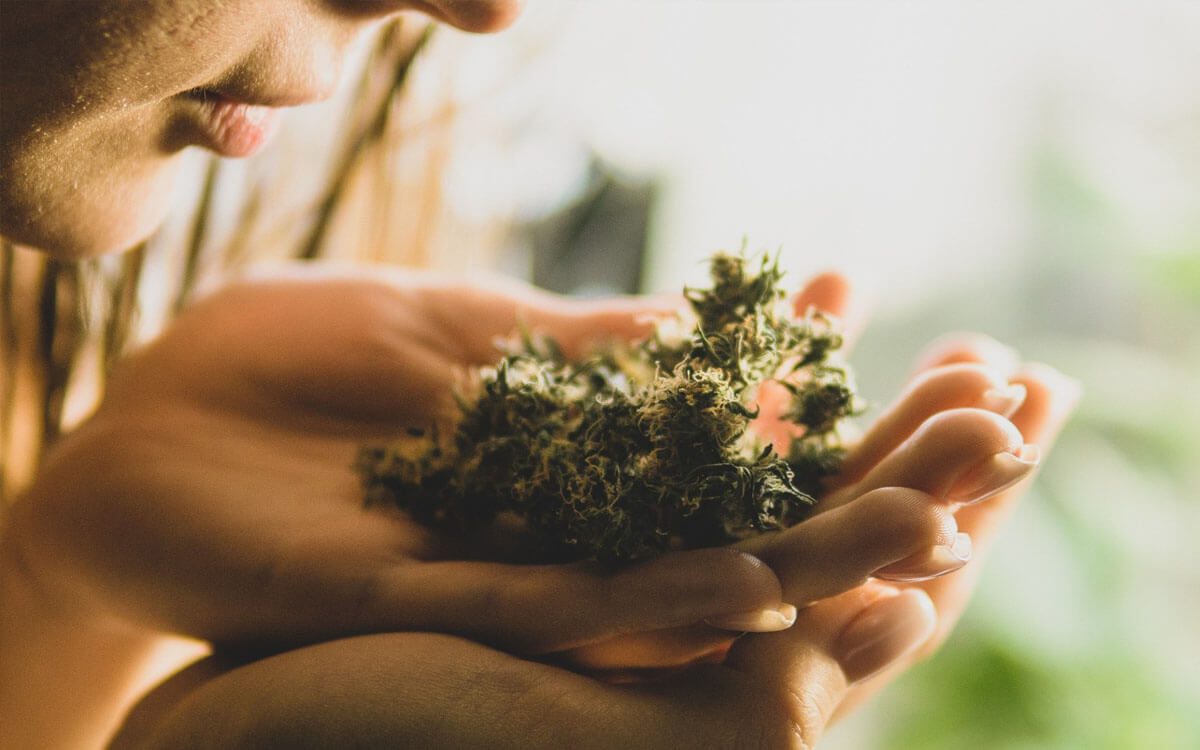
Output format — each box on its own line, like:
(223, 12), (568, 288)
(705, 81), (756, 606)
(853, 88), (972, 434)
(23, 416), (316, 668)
(356, 252), (861, 562)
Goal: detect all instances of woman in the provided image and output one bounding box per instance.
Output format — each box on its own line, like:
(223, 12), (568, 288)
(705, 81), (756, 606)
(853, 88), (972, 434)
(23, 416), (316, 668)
(0, 1), (1078, 747)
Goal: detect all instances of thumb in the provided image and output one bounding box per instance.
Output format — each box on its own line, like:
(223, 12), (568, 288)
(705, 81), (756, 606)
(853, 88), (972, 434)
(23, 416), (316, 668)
(522, 294), (682, 359)
(363, 547), (788, 655)
(418, 275), (680, 364)
(724, 585), (936, 747)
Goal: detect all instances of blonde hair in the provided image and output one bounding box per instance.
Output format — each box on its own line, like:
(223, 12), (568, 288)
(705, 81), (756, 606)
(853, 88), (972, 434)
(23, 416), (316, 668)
(0, 18), (511, 508)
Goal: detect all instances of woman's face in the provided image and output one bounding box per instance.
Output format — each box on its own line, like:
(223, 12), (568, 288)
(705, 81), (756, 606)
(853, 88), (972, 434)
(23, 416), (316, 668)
(0, 0), (522, 259)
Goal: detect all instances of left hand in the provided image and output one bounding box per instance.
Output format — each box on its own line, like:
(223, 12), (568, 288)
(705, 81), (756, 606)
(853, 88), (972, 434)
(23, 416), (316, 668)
(13, 264), (959, 675)
(10, 267), (789, 659)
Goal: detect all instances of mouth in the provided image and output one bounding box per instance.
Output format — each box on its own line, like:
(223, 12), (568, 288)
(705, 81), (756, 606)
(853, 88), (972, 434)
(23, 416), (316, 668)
(177, 88), (285, 158)
(186, 84), (332, 109)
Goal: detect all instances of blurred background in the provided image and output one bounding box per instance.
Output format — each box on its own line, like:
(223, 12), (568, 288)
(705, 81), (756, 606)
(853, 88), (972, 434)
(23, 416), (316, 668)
(126, 1), (1197, 746)
(3, 2), (1194, 745)
(423, 2), (1200, 747)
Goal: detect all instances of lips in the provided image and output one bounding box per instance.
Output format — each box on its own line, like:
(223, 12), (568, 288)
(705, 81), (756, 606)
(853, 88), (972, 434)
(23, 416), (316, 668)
(182, 89), (284, 158)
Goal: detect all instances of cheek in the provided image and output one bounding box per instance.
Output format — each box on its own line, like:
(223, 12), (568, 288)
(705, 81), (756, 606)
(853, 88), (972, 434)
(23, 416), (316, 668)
(0, 1), (259, 257)
(1, 106), (187, 258)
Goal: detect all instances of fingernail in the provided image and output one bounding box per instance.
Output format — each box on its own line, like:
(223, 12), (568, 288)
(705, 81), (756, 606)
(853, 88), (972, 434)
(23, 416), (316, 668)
(835, 590), (936, 684)
(874, 533), (972, 582)
(979, 383), (1027, 418)
(706, 603), (798, 633)
(948, 444), (1040, 505)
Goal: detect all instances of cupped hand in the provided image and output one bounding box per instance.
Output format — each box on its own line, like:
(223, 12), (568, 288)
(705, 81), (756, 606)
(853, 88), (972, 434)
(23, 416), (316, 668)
(9, 263), (977, 666)
(10, 263), (1073, 682)
(107, 272), (1080, 749)
(9, 267), (793, 657)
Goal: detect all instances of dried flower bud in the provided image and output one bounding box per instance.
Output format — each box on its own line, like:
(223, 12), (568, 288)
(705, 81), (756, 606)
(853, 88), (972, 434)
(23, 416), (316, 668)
(357, 251), (863, 562)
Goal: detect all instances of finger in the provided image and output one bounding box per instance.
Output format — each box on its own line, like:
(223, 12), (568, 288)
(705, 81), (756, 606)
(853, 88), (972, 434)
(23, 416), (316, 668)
(909, 332), (1021, 378)
(790, 271), (866, 352)
(835, 363), (1081, 723)
(554, 622), (738, 672)
(822, 407), (1034, 512)
(533, 295), (683, 359)
(563, 485), (962, 672)
(738, 487), (963, 604)
(938, 363), (1081, 557)
(834, 363), (1024, 488)
(723, 584), (937, 748)
(363, 547), (787, 655)
(910, 364), (1077, 632)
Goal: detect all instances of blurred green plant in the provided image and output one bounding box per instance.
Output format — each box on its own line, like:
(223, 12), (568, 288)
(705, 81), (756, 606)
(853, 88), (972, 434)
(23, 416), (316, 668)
(833, 127), (1200, 749)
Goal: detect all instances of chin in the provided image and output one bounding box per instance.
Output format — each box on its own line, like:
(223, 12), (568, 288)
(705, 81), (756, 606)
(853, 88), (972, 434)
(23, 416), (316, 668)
(1, 157), (182, 259)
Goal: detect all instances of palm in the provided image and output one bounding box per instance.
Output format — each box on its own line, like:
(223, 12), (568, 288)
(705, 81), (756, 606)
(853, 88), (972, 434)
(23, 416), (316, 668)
(23, 269), (689, 649)
(28, 276), (450, 640)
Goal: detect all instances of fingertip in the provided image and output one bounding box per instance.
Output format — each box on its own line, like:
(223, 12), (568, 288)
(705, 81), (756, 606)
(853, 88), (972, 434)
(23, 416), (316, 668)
(836, 363), (1011, 485)
(920, 407), (1025, 458)
(706, 602), (798, 633)
(853, 486), (960, 549)
(632, 547), (785, 625)
(792, 271), (853, 319)
(913, 333), (1021, 377)
(547, 295), (682, 355)
(835, 588), (937, 684)
(707, 548), (787, 610)
(840, 408), (1026, 506)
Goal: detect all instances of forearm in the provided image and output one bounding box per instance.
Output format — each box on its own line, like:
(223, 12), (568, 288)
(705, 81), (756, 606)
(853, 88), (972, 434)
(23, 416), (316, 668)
(0, 515), (166, 749)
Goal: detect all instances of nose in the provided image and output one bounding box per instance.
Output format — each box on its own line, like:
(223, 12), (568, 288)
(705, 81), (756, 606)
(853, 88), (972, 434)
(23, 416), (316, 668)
(344, 0), (524, 33)
(422, 0), (524, 32)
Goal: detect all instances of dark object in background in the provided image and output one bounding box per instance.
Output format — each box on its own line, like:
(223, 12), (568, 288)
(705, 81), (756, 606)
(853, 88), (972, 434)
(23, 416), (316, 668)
(522, 157), (656, 298)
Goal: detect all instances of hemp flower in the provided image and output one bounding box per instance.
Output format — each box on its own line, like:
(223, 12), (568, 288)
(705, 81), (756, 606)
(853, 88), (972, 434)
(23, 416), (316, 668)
(357, 252), (862, 562)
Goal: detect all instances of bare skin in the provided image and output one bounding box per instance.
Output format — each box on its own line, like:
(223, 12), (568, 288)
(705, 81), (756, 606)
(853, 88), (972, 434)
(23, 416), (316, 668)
(1, 267), (1073, 747)
(0, 1), (1080, 747)
(101, 277), (1078, 749)
(2, 269), (997, 655)
(0, 0), (521, 258)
